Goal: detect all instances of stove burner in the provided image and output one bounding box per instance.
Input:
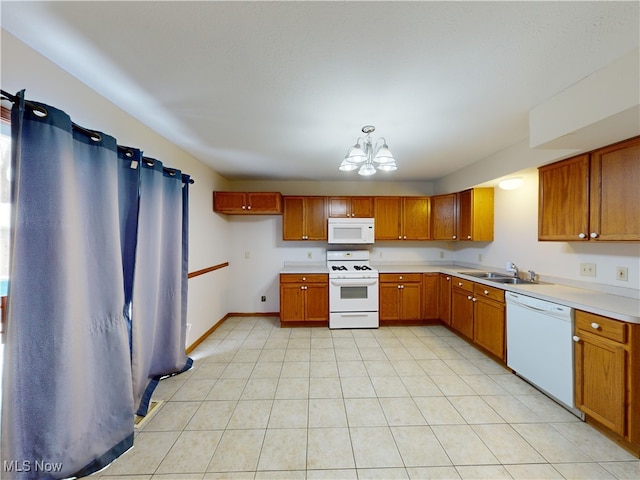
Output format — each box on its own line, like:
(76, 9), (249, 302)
(332, 265), (348, 271)
(354, 265), (372, 271)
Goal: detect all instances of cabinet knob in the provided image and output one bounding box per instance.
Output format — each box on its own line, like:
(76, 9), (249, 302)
(467, 295), (472, 300)
(591, 322), (600, 330)
(573, 335), (581, 342)
(247, 205), (252, 210)
(578, 233), (586, 239)
(452, 235), (456, 239)
(398, 236), (402, 239)
(302, 277), (306, 281)
(484, 290), (489, 295)
(472, 297), (477, 302)
(458, 282), (463, 286)
(467, 235), (472, 240)
(446, 276), (451, 281)
(242, 205), (246, 209)
(399, 276), (403, 280)
(590, 232), (599, 239)
(403, 236), (407, 239)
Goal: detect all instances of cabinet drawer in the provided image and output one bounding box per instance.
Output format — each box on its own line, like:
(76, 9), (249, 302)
(379, 273), (423, 283)
(452, 277), (474, 292)
(280, 274), (327, 284)
(473, 283), (504, 303)
(576, 310), (627, 344)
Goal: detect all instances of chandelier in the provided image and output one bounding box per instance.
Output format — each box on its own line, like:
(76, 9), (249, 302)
(339, 125), (397, 176)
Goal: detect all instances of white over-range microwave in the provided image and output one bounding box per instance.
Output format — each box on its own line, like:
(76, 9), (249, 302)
(327, 218), (375, 244)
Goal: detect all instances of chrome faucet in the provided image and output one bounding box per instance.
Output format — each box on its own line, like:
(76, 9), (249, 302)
(508, 262), (519, 279)
(527, 270), (537, 283)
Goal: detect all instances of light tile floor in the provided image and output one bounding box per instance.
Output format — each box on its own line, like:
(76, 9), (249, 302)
(95, 316), (640, 480)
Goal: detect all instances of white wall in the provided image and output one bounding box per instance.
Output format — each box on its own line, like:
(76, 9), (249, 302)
(1, 31), (232, 345)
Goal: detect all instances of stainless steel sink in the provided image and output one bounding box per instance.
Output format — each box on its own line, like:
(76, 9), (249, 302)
(489, 277), (539, 285)
(458, 271), (511, 279)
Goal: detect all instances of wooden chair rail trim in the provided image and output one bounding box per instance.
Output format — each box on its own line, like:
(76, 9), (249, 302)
(188, 262), (229, 279)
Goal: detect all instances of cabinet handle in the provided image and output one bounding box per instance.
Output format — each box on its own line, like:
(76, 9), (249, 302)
(399, 276), (403, 280)
(472, 297), (477, 302)
(467, 235), (472, 240)
(242, 205), (246, 209)
(573, 335), (580, 342)
(446, 276), (451, 281)
(301, 285), (307, 290)
(302, 277), (306, 281)
(452, 235), (457, 239)
(398, 236), (402, 239)
(578, 233), (586, 239)
(403, 236), (407, 239)
(458, 282), (463, 286)
(467, 295), (472, 300)
(484, 290), (489, 295)
(247, 205), (252, 210)
(590, 232), (599, 239)
(591, 322), (600, 330)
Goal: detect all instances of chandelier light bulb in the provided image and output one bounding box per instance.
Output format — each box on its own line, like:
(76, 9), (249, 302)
(340, 125), (397, 176)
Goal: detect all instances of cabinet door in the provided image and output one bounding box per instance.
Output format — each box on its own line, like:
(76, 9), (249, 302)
(280, 283), (305, 322)
(305, 282), (329, 322)
(246, 192), (282, 214)
(283, 197), (305, 240)
(304, 197), (328, 240)
(374, 197), (402, 240)
(351, 196), (374, 218)
(379, 283), (401, 321)
(328, 197), (350, 218)
(213, 191), (246, 213)
(590, 137), (640, 241)
(451, 288), (473, 339)
(431, 194), (457, 240)
(473, 297), (505, 360)
(575, 333), (626, 435)
(538, 155), (590, 241)
(422, 274), (439, 320)
(402, 197), (431, 240)
(400, 282), (422, 320)
(439, 274), (452, 325)
(458, 188), (494, 241)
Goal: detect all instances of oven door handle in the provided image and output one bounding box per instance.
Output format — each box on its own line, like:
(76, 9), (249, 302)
(330, 279), (378, 286)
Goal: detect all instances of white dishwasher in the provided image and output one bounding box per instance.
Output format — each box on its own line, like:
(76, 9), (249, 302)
(506, 291), (584, 419)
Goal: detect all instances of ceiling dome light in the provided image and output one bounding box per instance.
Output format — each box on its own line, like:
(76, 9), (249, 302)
(340, 126), (397, 176)
(498, 177), (524, 190)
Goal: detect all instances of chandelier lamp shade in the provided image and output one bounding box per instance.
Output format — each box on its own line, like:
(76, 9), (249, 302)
(339, 125), (397, 176)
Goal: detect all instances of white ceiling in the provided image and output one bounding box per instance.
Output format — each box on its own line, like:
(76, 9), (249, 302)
(2, 1), (639, 182)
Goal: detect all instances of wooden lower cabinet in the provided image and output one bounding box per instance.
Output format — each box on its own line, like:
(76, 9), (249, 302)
(451, 277), (474, 339)
(379, 273), (422, 323)
(472, 283), (505, 361)
(439, 274), (452, 325)
(279, 274), (328, 325)
(422, 273), (439, 320)
(574, 310), (640, 453)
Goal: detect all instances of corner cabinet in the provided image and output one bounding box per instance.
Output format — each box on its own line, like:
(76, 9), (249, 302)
(282, 196), (327, 241)
(279, 274), (328, 325)
(574, 311), (640, 455)
(213, 191), (282, 214)
(431, 188), (494, 241)
(374, 197), (430, 240)
(539, 136), (640, 241)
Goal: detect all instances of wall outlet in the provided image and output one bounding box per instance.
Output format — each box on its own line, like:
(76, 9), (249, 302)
(580, 263), (596, 277)
(244, 251), (250, 259)
(616, 266), (629, 281)
(261, 295), (266, 302)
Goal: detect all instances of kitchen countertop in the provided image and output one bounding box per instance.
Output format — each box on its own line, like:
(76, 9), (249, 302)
(281, 261), (640, 324)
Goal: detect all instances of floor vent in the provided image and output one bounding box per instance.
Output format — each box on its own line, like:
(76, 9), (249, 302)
(134, 400), (163, 429)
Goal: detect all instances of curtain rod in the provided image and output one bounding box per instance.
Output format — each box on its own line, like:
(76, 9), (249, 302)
(1, 89), (194, 184)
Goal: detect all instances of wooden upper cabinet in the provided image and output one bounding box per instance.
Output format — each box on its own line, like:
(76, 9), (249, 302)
(282, 196), (327, 241)
(590, 136), (640, 241)
(213, 191), (282, 214)
(374, 197), (402, 240)
(539, 136), (640, 241)
(538, 154), (591, 241)
(431, 194), (458, 240)
(374, 196), (430, 240)
(458, 188), (494, 241)
(328, 196), (374, 218)
(402, 197), (431, 240)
